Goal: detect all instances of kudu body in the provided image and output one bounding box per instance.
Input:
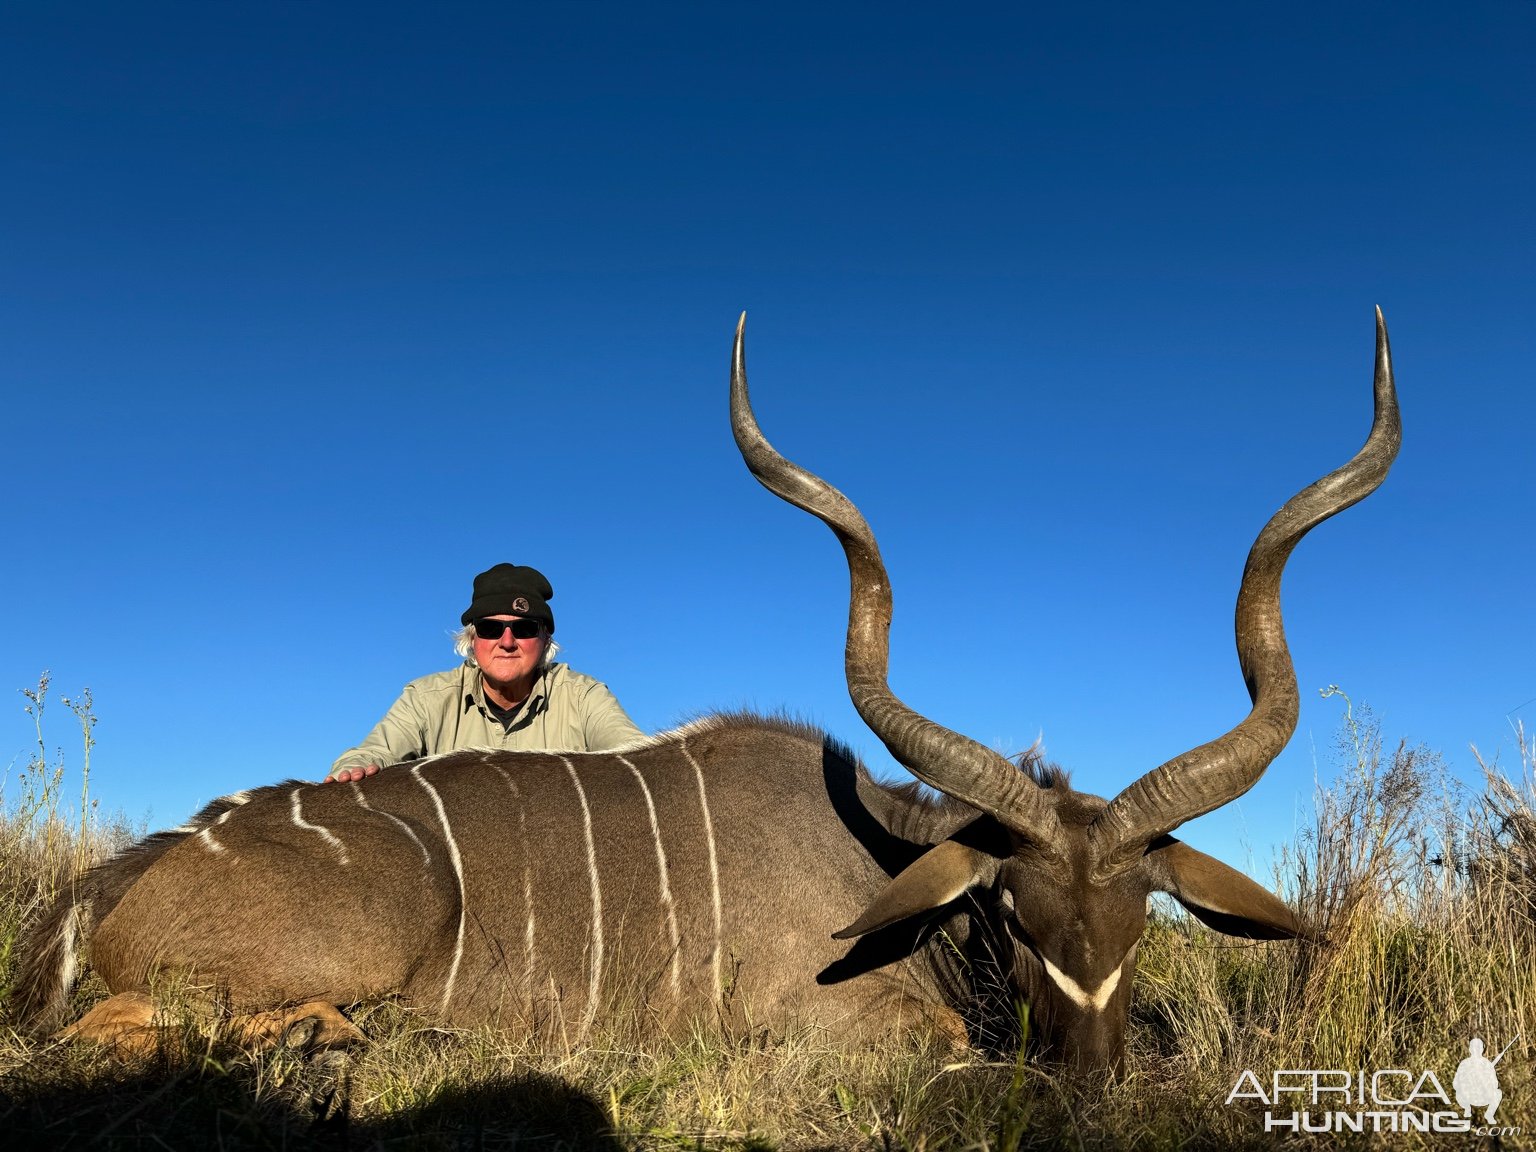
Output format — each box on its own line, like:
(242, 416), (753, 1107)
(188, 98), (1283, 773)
(13, 313), (1400, 1069)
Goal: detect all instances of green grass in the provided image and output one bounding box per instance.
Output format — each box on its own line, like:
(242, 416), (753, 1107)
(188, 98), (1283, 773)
(2, 677), (1532, 1149)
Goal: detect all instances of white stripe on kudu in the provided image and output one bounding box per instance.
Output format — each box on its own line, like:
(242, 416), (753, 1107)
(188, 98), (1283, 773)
(200, 804), (236, 853)
(350, 781), (432, 868)
(289, 788), (349, 865)
(491, 764), (538, 999)
(411, 764), (466, 1013)
(679, 739), (723, 997)
(618, 755), (682, 1000)
(560, 757), (604, 1042)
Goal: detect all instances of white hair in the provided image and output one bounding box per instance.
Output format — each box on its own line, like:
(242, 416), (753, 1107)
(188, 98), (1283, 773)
(453, 623), (560, 668)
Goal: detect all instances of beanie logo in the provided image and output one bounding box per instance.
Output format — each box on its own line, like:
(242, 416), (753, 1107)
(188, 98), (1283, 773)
(512, 596), (530, 613)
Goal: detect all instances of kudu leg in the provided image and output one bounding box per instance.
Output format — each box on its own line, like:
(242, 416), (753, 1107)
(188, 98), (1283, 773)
(57, 992), (361, 1057)
(57, 991), (159, 1057)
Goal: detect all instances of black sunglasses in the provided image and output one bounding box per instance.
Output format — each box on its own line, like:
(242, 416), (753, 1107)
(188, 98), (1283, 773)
(472, 618), (544, 641)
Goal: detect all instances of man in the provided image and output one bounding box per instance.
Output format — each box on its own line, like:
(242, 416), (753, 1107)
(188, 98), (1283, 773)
(327, 562), (644, 782)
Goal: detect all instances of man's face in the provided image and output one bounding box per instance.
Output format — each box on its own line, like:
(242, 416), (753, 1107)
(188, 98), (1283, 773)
(472, 615), (548, 694)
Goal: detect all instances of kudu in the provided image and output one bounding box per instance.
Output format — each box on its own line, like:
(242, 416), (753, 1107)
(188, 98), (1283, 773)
(13, 312), (1399, 1070)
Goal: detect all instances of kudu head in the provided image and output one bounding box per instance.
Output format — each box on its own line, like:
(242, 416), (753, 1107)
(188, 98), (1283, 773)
(730, 312), (1400, 1071)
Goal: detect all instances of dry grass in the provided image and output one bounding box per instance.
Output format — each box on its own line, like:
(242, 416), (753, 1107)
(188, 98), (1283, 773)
(1, 675), (135, 1014)
(2, 679), (1533, 1149)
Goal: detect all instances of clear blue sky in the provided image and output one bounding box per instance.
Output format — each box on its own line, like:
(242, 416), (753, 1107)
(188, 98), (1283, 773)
(4, 3), (1532, 873)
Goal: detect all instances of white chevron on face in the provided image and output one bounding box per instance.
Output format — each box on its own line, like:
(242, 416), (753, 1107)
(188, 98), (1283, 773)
(1039, 950), (1130, 1014)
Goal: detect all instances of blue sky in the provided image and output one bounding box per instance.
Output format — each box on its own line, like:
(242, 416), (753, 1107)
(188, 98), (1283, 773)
(4, 2), (1532, 873)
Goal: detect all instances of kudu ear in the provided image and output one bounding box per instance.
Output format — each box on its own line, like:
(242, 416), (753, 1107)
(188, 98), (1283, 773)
(833, 839), (1000, 940)
(1149, 838), (1309, 941)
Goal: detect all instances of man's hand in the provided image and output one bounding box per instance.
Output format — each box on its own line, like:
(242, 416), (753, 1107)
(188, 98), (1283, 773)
(325, 764), (381, 784)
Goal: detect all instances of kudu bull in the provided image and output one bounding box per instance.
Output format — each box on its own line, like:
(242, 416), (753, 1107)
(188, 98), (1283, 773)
(14, 312), (1399, 1070)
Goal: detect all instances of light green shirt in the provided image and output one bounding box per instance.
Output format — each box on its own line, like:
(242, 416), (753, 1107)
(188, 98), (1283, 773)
(330, 662), (645, 777)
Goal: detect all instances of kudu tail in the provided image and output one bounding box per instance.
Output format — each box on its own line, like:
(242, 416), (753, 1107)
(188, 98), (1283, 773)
(9, 886), (95, 1034)
(8, 787), (269, 1034)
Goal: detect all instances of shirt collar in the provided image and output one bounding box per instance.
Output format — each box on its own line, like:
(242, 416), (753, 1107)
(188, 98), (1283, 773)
(464, 662), (552, 719)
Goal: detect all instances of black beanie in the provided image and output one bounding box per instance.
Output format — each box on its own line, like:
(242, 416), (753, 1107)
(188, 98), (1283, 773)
(461, 563), (555, 630)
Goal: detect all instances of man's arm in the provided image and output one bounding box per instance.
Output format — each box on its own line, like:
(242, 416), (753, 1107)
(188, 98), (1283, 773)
(578, 680), (646, 751)
(326, 685), (431, 782)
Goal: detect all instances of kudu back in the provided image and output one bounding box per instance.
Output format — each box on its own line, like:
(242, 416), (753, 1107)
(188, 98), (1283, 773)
(12, 313), (1399, 1069)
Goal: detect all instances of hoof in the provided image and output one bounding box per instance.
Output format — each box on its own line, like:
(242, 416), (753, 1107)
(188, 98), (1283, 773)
(239, 1002), (364, 1053)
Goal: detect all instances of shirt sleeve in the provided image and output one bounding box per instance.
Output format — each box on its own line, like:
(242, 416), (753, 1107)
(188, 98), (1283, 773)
(328, 683), (433, 777)
(577, 680), (646, 750)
